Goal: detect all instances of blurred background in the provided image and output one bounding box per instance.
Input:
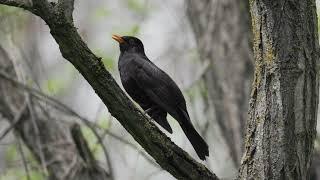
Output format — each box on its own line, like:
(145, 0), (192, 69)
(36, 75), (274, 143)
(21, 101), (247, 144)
(0, 0), (319, 179)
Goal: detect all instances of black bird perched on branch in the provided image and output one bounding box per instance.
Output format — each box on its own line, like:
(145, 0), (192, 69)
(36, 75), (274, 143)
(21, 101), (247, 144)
(112, 35), (209, 160)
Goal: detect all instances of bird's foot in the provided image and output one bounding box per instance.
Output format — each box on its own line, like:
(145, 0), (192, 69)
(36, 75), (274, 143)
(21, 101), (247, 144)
(143, 107), (154, 115)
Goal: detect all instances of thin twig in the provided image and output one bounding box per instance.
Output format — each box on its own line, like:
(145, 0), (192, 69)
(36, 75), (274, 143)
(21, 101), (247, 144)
(27, 97), (48, 175)
(0, 102), (27, 141)
(6, 39), (49, 175)
(16, 137), (31, 180)
(61, 149), (78, 179)
(82, 120), (114, 178)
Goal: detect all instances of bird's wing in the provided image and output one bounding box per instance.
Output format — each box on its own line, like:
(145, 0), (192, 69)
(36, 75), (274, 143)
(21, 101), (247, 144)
(130, 57), (187, 120)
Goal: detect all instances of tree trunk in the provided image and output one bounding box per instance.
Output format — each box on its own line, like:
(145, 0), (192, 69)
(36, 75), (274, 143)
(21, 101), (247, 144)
(238, 0), (319, 179)
(186, 0), (253, 166)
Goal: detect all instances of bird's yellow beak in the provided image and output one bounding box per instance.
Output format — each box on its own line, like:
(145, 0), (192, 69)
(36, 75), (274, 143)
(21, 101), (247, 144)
(112, 34), (125, 44)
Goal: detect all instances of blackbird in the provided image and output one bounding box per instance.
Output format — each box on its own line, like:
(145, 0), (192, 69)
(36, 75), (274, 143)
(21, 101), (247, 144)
(112, 35), (209, 160)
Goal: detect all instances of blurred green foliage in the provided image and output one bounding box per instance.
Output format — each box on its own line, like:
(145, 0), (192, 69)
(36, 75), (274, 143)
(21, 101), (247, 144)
(0, 6), (18, 14)
(42, 64), (76, 95)
(80, 115), (111, 160)
(199, 80), (209, 100)
(94, 49), (116, 71)
(21, 171), (43, 180)
(0, 6), (28, 36)
(0, 169), (43, 180)
(81, 126), (103, 159)
(112, 24), (141, 38)
(5, 144), (18, 163)
(185, 84), (197, 102)
(43, 78), (67, 95)
(126, 0), (147, 14)
(92, 7), (111, 21)
(124, 24), (140, 36)
(97, 116), (111, 130)
(0, 169), (24, 180)
(2, 142), (45, 180)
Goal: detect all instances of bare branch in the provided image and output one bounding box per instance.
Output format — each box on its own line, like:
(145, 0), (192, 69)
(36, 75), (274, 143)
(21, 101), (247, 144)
(0, 102), (27, 141)
(71, 124), (97, 168)
(81, 120), (114, 179)
(16, 137), (31, 180)
(27, 97), (48, 175)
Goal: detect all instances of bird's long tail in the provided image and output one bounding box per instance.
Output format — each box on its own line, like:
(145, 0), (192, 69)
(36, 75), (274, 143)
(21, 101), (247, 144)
(180, 121), (209, 160)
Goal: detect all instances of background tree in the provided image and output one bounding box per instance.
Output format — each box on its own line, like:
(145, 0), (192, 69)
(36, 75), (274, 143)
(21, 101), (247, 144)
(0, 45), (111, 179)
(186, 0), (253, 167)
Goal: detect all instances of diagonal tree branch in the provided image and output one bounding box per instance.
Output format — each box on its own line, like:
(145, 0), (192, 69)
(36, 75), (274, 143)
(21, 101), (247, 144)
(57, 0), (74, 23)
(0, 0), (218, 179)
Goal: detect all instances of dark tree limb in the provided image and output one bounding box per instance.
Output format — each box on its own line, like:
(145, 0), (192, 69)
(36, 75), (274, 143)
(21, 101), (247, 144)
(57, 0), (74, 23)
(0, 0), (217, 179)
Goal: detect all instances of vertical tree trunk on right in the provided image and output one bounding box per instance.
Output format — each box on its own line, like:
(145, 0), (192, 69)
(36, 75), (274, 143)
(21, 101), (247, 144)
(238, 0), (319, 179)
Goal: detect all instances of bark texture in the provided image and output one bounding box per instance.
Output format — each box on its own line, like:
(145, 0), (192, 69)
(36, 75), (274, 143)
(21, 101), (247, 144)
(238, 0), (319, 179)
(0, 0), (217, 179)
(186, 0), (253, 166)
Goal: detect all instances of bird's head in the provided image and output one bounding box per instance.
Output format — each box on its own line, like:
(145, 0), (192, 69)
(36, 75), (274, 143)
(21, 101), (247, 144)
(112, 35), (145, 54)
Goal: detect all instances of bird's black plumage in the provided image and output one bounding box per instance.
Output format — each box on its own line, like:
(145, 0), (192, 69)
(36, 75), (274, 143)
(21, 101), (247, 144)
(113, 35), (209, 160)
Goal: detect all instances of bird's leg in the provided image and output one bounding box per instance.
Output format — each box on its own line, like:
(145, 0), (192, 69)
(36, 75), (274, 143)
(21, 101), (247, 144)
(144, 107), (155, 115)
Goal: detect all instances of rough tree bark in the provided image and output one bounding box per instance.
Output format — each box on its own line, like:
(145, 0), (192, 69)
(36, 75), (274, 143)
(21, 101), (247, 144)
(186, 0), (253, 166)
(0, 0), (217, 179)
(238, 0), (319, 179)
(0, 45), (111, 180)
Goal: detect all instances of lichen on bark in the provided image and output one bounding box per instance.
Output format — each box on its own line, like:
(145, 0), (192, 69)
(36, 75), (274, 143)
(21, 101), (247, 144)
(239, 0), (319, 179)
